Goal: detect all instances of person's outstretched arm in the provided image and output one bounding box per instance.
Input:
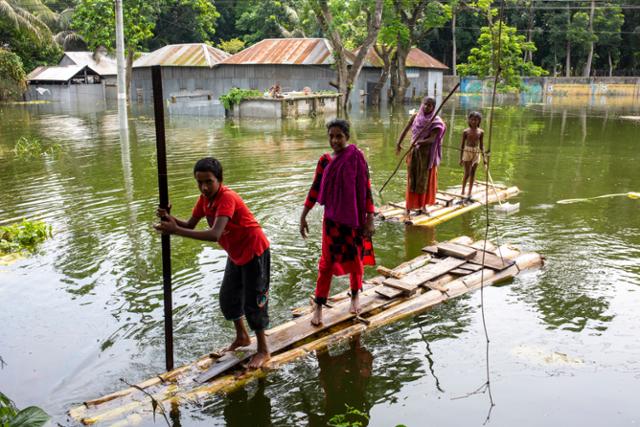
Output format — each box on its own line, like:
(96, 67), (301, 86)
(157, 205), (199, 229)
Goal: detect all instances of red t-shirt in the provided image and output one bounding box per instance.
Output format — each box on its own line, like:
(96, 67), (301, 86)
(192, 185), (269, 266)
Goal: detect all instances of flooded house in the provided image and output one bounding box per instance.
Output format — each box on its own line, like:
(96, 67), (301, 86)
(58, 51), (118, 99)
(130, 43), (230, 115)
(25, 65), (105, 103)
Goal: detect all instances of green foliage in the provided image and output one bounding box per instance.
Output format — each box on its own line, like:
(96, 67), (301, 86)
(327, 405), (369, 427)
(0, 219), (52, 255)
(13, 136), (62, 159)
(457, 21), (547, 91)
(0, 392), (50, 427)
(148, 0), (219, 48)
(217, 38), (245, 54)
(71, 0), (156, 53)
(0, 48), (26, 101)
(235, 0), (306, 44)
(219, 88), (263, 110)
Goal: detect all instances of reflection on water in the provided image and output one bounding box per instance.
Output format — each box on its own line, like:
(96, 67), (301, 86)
(0, 96), (639, 425)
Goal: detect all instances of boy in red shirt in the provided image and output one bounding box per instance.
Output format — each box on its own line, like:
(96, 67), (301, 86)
(154, 157), (270, 369)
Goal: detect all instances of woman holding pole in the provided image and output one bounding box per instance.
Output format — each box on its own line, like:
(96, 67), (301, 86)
(395, 97), (447, 218)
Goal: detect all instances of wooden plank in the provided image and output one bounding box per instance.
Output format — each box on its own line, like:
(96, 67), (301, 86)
(383, 257), (466, 294)
(376, 266), (404, 279)
(450, 268), (470, 275)
(460, 262), (483, 272)
(381, 278), (416, 295)
(375, 285), (405, 299)
(465, 248), (514, 270)
(196, 289), (389, 383)
(422, 245), (438, 254)
(436, 242), (477, 260)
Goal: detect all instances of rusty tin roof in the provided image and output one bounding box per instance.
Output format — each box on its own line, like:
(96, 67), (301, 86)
(355, 46), (449, 70)
(221, 38), (348, 65)
(133, 44), (230, 68)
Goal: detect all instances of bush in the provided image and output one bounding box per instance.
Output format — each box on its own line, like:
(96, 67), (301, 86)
(219, 87), (262, 110)
(0, 48), (27, 101)
(0, 219), (52, 255)
(217, 38), (245, 54)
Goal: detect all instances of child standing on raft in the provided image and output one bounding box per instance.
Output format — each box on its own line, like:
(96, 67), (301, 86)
(459, 111), (486, 200)
(299, 119), (376, 327)
(154, 157), (271, 369)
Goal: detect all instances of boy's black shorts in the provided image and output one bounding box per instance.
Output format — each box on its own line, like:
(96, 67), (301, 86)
(219, 249), (270, 331)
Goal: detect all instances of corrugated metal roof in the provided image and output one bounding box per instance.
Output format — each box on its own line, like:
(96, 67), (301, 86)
(221, 38), (344, 65)
(27, 65), (87, 82)
(62, 51), (117, 75)
(355, 46), (449, 70)
(133, 44), (230, 68)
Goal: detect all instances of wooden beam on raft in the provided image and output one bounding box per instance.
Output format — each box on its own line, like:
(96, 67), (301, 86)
(68, 237), (543, 426)
(436, 242), (477, 259)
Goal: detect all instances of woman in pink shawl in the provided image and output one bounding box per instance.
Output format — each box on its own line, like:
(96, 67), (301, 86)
(300, 119), (376, 326)
(395, 97), (447, 217)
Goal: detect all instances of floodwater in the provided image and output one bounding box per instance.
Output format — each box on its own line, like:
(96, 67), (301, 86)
(1, 95), (639, 426)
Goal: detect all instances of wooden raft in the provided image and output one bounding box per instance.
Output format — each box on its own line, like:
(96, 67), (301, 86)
(68, 236), (542, 426)
(377, 182), (520, 226)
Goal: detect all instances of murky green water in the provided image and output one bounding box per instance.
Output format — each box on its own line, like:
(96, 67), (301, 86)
(1, 96), (639, 426)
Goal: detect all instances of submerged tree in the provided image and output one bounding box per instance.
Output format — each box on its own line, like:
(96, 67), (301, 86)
(457, 21), (547, 91)
(310, 0), (384, 110)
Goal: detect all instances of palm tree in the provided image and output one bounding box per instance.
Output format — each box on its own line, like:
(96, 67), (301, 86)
(0, 0), (56, 41)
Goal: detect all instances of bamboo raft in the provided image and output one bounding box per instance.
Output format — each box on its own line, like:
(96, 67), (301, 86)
(68, 235), (542, 426)
(377, 181), (520, 226)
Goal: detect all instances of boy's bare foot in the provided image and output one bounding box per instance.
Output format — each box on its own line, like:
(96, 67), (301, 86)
(349, 293), (361, 314)
(247, 351), (270, 369)
(311, 303), (323, 326)
(223, 335), (251, 352)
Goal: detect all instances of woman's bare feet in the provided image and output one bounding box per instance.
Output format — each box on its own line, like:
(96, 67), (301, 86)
(311, 302), (323, 326)
(223, 335), (251, 352)
(349, 293), (361, 314)
(247, 351), (270, 369)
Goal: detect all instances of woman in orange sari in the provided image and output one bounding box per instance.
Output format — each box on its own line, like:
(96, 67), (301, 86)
(395, 97), (447, 217)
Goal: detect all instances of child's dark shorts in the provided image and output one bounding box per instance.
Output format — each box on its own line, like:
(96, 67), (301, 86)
(219, 249), (270, 331)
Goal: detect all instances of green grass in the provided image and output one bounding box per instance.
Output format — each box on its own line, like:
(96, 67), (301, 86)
(219, 88), (263, 110)
(13, 136), (62, 159)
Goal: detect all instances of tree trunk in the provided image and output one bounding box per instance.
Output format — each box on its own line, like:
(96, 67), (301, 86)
(393, 42), (410, 104)
(582, 0), (595, 77)
(390, 52), (399, 104)
(314, 0), (382, 111)
(525, 1), (534, 62)
(608, 52), (613, 77)
(452, 11), (457, 76)
(565, 3), (571, 77)
(370, 45), (392, 105)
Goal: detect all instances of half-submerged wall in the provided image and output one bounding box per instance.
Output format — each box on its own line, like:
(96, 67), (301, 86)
(230, 94), (340, 119)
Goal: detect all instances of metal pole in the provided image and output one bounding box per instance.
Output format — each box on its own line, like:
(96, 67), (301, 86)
(115, 0), (128, 128)
(151, 65), (174, 372)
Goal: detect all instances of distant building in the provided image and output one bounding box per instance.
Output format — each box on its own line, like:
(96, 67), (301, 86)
(131, 43), (230, 114)
(58, 51), (117, 100)
(26, 65), (104, 102)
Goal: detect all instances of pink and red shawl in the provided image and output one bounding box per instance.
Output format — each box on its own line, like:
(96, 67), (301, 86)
(317, 144), (369, 229)
(411, 104), (447, 169)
